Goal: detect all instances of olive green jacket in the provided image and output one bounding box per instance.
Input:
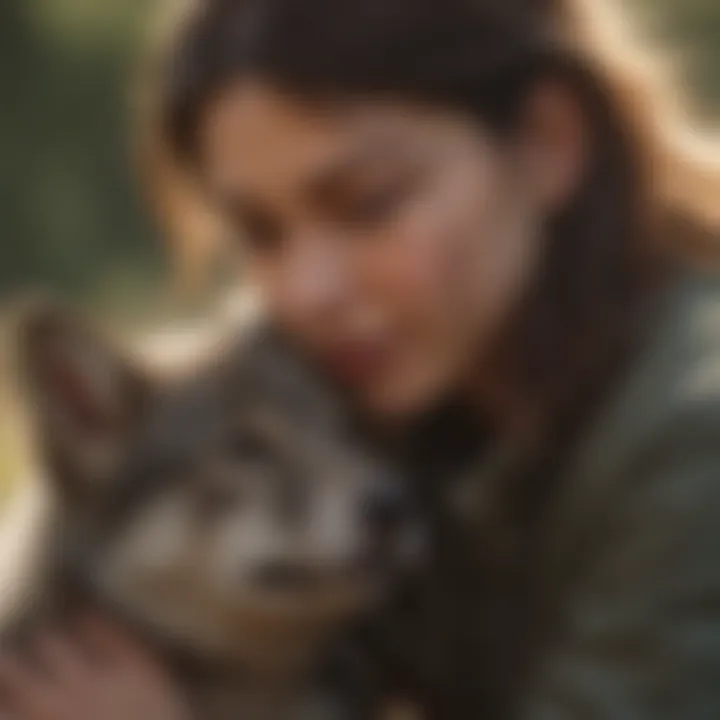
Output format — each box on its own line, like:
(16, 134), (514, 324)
(388, 272), (720, 719)
(516, 272), (720, 719)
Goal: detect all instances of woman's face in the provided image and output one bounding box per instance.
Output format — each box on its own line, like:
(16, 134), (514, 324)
(198, 81), (576, 420)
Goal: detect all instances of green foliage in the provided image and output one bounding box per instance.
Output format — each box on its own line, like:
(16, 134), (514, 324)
(635, 0), (720, 114)
(0, 1), (162, 303)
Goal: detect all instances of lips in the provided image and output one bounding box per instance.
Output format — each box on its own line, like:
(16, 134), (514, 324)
(322, 338), (395, 388)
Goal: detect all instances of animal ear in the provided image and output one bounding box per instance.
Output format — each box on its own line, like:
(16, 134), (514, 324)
(17, 300), (152, 498)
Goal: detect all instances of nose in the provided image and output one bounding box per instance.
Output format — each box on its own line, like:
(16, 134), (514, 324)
(362, 484), (410, 535)
(279, 235), (350, 326)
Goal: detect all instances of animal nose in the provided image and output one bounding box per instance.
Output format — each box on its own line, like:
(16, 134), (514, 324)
(253, 561), (315, 591)
(363, 485), (409, 535)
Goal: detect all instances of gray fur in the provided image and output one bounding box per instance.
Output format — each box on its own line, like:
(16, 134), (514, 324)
(1, 304), (421, 720)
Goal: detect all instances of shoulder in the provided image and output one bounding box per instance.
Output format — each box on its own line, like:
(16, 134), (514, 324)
(577, 271), (720, 479)
(529, 274), (720, 715)
(545, 272), (720, 567)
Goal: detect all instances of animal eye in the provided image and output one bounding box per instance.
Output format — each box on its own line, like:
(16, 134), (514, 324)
(194, 474), (244, 523)
(228, 434), (271, 465)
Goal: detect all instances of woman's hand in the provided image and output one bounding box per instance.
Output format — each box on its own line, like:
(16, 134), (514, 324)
(0, 615), (192, 720)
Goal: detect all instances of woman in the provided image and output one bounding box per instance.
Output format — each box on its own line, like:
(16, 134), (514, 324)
(1, 0), (719, 717)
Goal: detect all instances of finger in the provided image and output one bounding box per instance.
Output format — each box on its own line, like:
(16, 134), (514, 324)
(74, 614), (151, 670)
(0, 652), (35, 705)
(31, 630), (84, 685)
(0, 653), (62, 719)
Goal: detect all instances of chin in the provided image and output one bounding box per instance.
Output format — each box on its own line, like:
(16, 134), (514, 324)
(363, 377), (446, 422)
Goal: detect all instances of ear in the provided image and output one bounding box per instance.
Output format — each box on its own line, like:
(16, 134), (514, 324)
(516, 78), (588, 214)
(16, 300), (153, 498)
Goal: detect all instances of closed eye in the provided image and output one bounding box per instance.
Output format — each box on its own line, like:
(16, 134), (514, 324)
(194, 472), (246, 523)
(227, 433), (273, 465)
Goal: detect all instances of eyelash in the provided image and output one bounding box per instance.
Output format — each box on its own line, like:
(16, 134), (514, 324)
(230, 171), (419, 249)
(341, 182), (410, 226)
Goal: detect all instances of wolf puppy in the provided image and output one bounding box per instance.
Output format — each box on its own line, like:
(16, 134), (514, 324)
(1, 305), (419, 720)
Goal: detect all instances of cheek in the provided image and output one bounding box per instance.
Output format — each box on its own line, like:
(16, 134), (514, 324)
(307, 485), (361, 564)
(359, 157), (512, 342)
(346, 157), (540, 415)
(99, 508), (203, 619)
(111, 505), (191, 579)
(213, 511), (283, 583)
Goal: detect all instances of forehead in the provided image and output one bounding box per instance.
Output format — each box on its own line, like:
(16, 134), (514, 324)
(199, 80), (475, 196)
(124, 331), (345, 481)
(98, 342), (314, 519)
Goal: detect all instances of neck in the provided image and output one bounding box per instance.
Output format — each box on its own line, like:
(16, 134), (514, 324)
(465, 329), (534, 442)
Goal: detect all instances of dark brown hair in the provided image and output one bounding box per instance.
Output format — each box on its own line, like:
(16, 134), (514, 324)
(145, 0), (719, 434)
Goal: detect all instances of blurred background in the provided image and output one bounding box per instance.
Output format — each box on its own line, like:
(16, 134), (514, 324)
(1, 0), (719, 490)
